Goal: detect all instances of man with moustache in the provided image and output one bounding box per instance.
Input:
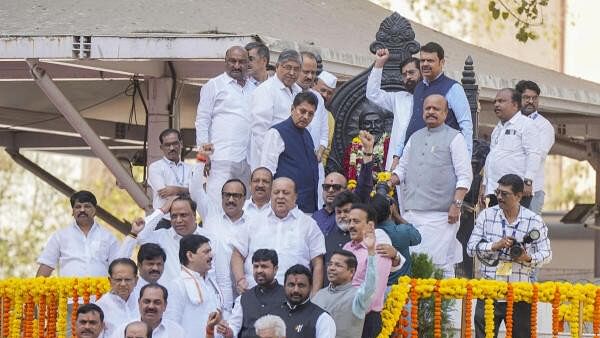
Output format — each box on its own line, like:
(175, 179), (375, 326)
(196, 45), (256, 205)
(74, 304), (105, 338)
(112, 283), (184, 338)
(222, 249), (286, 337)
(231, 177), (326, 296)
(132, 244), (166, 300)
(37, 190), (120, 277)
(250, 49), (303, 169)
(96, 258), (140, 337)
(366, 49), (421, 170)
(405, 42), (473, 154)
(148, 128), (193, 229)
(245, 42), (270, 85)
(515, 80), (554, 214)
(259, 91), (320, 213)
(390, 94), (472, 278)
(270, 265), (336, 337)
(313, 70), (338, 166)
(244, 167), (273, 218)
(164, 234), (225, 338)
(468, 174), (551, 338)
(124, 321), (150, 338)
(479, 88), (542, 209)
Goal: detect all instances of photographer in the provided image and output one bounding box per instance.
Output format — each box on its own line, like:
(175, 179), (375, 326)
(467, 174), (552, 338)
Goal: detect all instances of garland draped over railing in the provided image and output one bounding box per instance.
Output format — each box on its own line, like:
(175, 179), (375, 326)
(380, 276), (600, 338)
(0, 277), (110, 338)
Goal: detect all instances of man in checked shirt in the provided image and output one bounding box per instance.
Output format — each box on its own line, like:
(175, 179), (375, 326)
(467, 174), (551, 338)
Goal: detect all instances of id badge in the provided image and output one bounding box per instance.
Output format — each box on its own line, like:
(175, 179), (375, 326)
(496, 261), (513, 276)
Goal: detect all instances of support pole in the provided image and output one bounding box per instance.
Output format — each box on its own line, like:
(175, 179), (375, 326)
(6, 149), (131, 235)
(146, 77), (173, 166)
(26, 59), (152, 211)
(595, 164), (600, 277)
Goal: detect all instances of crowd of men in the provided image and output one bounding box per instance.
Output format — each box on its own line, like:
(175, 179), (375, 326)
(37, 40), (553, 338)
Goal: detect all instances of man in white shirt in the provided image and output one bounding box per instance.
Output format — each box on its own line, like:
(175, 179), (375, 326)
(259, 92), (320, 213)
(244, 167), (272, 218)
(297, 52), (329, 206)
(245, 42), (270, 85)
(515, 80), (555, 214)
(196, 46), (256, 206)
(148, 129), (193, 229)
(112, 283), (184, 338)
(231, 177), (326, 296)
(250, 49), (303, 170)
(96, 258), (140, 337)
(366, 49), (421, 170)
(37, 190), (120, 277)
(133, 244), (166, 301)
(75, 304), (105, 338)
(164, 234), (225, 338)
(479, 88), (542, 209)
(390, 94), (473, 277)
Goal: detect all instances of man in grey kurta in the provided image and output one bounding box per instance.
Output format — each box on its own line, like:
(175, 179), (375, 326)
(312, 231), (377, 338)
(390, 94), (473, 277)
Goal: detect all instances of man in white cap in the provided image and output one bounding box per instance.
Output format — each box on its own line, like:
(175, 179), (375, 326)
(313, 70), (338, 168)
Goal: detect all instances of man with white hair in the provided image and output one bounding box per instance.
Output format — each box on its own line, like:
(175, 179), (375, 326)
(255, 315), (286, 338)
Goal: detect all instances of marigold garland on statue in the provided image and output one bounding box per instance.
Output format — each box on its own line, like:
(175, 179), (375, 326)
(505, 283), (514, 338)
(531, 284), (538, 338)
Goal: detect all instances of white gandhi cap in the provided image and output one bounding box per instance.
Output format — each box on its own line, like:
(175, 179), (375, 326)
(318, 71), (337, 89)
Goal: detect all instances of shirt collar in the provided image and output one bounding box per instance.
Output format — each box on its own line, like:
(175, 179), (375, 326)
(501, 111), (523, 126)
(498, 205), (523, 225)
(245, 199), (270, 211)
(423, 72), (444, 86)
(267, 206), (301, 221)
(162, 156), (182, 166)
(349, 239), (367, 250)
(222, 72), (251, 88)
(328, 281), (353, 292)
(71, 220), (100, 235)
(273, 75), (300, 93)
(219, 208), (246, 224)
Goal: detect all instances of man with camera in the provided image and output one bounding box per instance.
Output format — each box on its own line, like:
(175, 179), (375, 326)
(467, 174), (552, 338)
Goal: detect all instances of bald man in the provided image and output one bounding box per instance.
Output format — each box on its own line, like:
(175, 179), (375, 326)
(124, 321), (150, 338)
(196, 45), (256, 207)
(231, 177), (326, 295)
(390, 94), (473, 277)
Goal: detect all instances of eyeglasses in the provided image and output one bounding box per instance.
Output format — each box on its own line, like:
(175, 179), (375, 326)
(322, 184), (343, 191)
(521, 95), (539, 102)
(222, 192), (245, 200)
(280, 64), (300, 73)
(494, 189), (514, 198)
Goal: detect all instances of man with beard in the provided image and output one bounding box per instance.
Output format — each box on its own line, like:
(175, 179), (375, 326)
(259, 92), (319, 213)
(148, 128), (193, 229)
(468, 174), (551, 338)
(164, 234), (225, 338)
(132, 244), (166, 301)
(405, 42), (473, 154)
(390, 94), (472, 278)
(196, 46), (256, 206)
(313, 234), (378, 338)
(366, 49), (421, 170)
(479, 88), (542, 209)
(37, 190), (120, 277)
(270, 265), (336, 337)
(245, 42), (270, 85)
(74, 304), (105, 338)
(96, 258), (140, 337)
(231, 177), (326, 296)
(244, 167), (273, 218)
(112, 283), (184, 338)
(515, 80), (554, 214)
(250, 49), (302, 169)
(221, 249), (286, 337)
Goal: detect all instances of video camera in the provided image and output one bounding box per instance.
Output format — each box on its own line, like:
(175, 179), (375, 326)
(508, 229), (540, 259)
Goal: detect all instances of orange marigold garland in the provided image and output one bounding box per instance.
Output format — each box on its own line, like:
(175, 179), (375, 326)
(505, 283), (514, 338)
(23, 295), (34, 338)
(71, 279), (79, 338)
(46, 291), (57, 338)
(464, 283), (473, 338)
(531, 284), (538, 338)
(410, 279), (419, 338)
(433, 280), (442, 338)
(552, 285), (560, 338)
(2, 296), (10, 338)
(593, 288), (600, 338)
(38, 295), (47, 338)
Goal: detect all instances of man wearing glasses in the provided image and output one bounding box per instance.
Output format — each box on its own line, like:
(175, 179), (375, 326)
(479, 88), (542, 209)
(515, 80), (554, 215)
(148, 128), (193, 229)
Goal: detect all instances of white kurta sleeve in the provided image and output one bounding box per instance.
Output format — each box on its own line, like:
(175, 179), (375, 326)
(365, 67), (395, 111)
(393, 138), (412, 183)
(258, 129), (285, 175)
(195, 80), (216, 146)
(315, 312), (337, 338)
(250, 86), (275, 168)
(449, 134), (473, 190)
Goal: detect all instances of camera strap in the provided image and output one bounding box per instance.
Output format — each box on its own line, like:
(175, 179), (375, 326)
(501, 219), (520, 238)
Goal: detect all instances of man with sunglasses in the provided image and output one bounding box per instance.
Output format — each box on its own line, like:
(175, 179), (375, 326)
(467, 174), (551, 338)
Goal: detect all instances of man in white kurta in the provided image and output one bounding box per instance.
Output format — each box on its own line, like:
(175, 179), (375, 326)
(249, 49), (302, 169)
(391, 94), (473, 277)
(231, 177), (326, 296)
(164, 235), (225, 338)
(196, 46), (256, 206)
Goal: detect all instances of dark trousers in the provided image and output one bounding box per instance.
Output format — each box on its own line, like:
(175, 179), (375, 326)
(474, 299), (531, 338)
(486, 195), (532, 209)
(361, 311), (382, 338)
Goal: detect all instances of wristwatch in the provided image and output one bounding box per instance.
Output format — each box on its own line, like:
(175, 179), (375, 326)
(524, 178), (533, 186)
(453, 199), (463, 207)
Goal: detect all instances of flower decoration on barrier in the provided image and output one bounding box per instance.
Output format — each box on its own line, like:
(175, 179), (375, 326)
(378, 278), (600, 338)
(0, 277), (110, 338)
